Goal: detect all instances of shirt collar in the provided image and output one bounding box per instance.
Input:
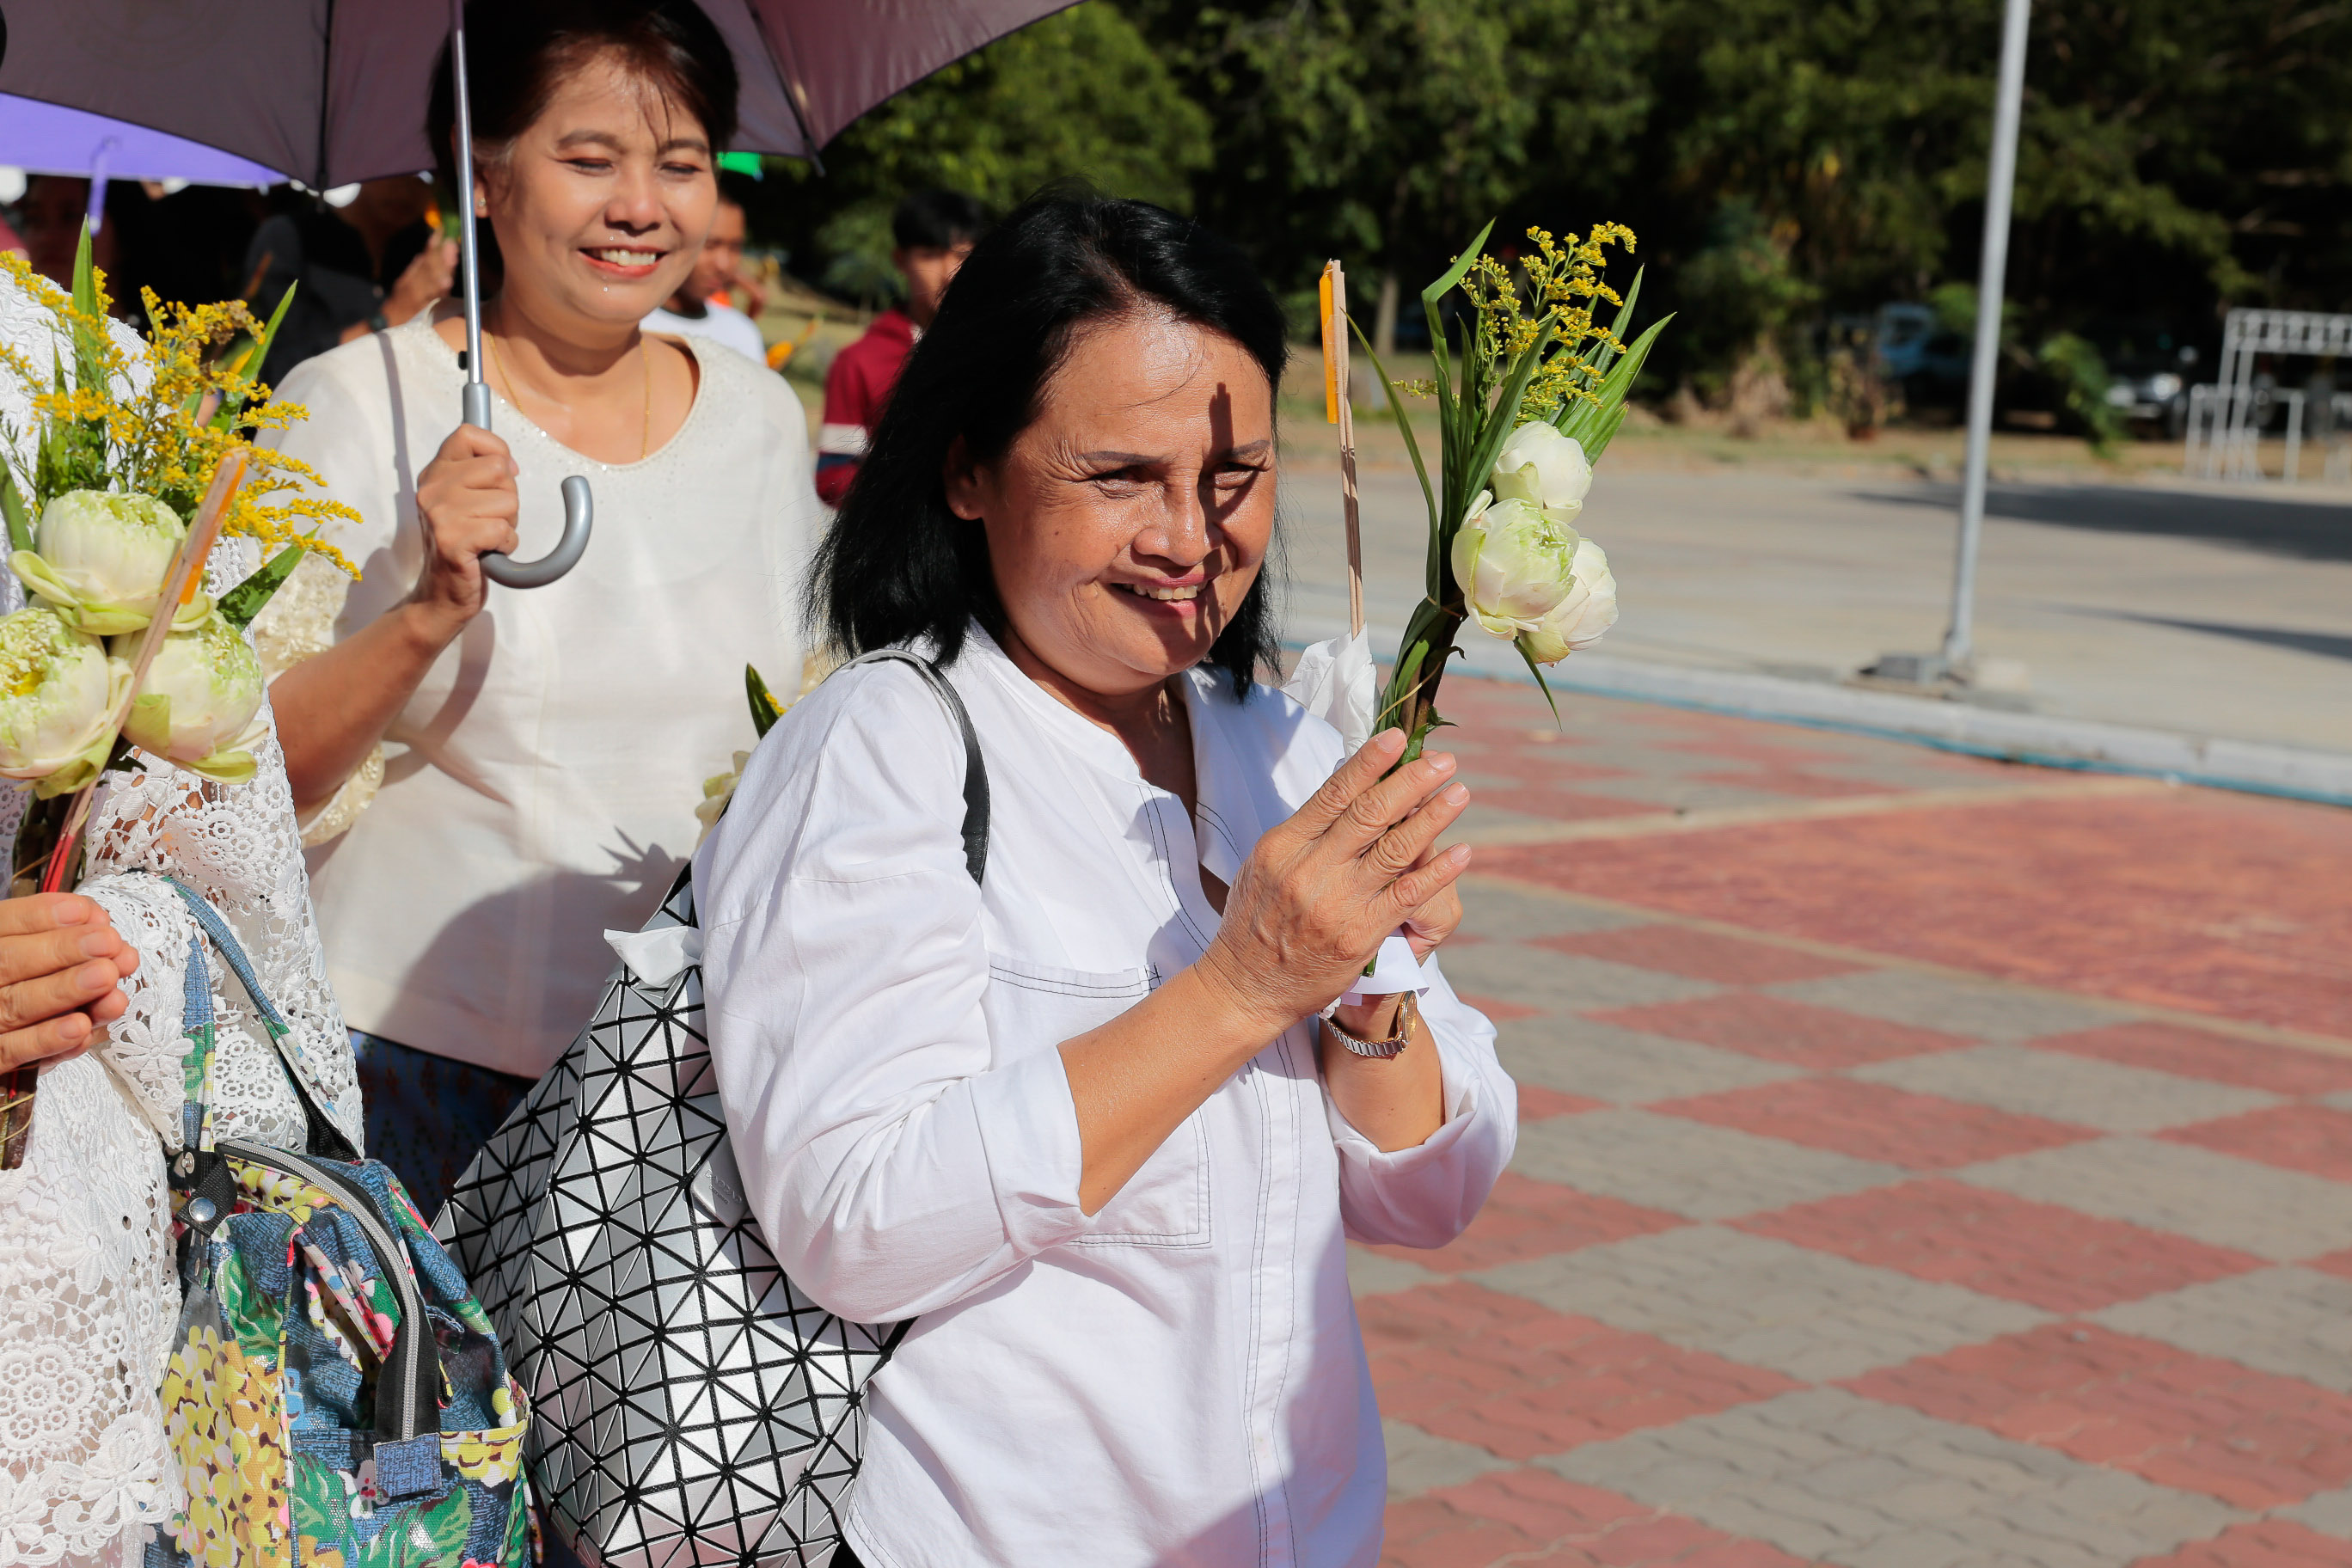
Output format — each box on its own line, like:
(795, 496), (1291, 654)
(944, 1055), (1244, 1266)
(957, 624), (1261, 882)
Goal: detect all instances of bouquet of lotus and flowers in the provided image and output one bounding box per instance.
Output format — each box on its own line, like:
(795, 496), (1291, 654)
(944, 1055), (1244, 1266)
(1284, 223), (1665, 993)
(1357, 221), (1665, 756)
(0, 229), (353, 1165)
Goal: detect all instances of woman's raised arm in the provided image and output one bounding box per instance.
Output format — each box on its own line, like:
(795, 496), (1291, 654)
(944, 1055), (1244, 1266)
(1058, 729), (1468, 1211)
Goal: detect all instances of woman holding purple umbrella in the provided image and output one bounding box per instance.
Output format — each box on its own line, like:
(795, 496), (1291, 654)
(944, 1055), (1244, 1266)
(259, 0), (820, 1213)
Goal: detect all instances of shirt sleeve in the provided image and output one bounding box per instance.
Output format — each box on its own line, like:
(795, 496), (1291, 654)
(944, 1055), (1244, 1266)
(697, 665), (1093, 1325)
(813, 336), (871, 505)
(256, 345), (401, 591)
(1320, 959), (1517, 1250)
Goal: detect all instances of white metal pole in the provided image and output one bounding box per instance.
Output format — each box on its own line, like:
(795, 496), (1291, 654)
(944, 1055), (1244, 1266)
(1941, 0), (2032, 671)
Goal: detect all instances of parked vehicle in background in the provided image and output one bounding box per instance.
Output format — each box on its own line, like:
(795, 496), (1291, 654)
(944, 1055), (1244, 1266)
(2085, 319), (2208, 439)
(1873, 303), (1969, 405)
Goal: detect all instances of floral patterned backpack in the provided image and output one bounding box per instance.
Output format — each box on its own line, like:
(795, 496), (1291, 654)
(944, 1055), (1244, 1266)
(152, 879), (532, 1568)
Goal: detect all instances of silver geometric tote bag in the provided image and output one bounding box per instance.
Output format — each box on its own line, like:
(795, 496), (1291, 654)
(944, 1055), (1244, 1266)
(438, 650), (989, 1568)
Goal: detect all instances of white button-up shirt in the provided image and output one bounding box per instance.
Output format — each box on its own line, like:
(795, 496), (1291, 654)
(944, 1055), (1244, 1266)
(697, 625), (1516, 1567)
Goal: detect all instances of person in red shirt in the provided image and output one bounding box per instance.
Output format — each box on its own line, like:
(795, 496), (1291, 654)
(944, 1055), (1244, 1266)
(816, 188), (983, 505)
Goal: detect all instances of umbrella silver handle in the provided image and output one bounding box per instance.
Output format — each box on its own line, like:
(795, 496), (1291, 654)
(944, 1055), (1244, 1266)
(481, 476), (592, 590)
(457, 383), (594, 589)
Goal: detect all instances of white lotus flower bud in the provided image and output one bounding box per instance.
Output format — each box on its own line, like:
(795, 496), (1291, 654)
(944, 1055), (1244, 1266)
(117, 613), (266, 784)
(695, 750), (755, 845)
(1490, 423), (1593, 522)
(1518, 536), (1617, 664)
(1451, 493), (1581, 643)
(11, 488), (210, 636)
(0, 604), (127, 795)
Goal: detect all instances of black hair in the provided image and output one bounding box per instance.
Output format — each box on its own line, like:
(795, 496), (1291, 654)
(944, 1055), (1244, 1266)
(428, 0), (739, 194)
(714, 170), (758, 213)
(812, 191), (1288, 694)
(891, 188), (988, 253)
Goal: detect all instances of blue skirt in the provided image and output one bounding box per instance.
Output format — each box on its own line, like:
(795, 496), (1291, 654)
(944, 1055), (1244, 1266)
(348, 1031), (535, 1222)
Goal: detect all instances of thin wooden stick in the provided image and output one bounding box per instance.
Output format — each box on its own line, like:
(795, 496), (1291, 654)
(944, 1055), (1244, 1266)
(40, 450), (245, 892)
(1324, 260), (1364, 638)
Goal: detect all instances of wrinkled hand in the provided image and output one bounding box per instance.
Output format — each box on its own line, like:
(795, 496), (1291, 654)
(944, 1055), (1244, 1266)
(386, 238), (459, 326)
(408, 424), (519, 641)
(1400, 873), (1463, 962)
(0, 893), (140, 1073)
(1197, 730), (1471, 1033)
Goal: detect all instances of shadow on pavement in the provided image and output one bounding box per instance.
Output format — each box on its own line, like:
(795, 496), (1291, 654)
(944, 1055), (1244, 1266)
(1855, 482), (2352, 562)
(2067, 607), (2352, 664)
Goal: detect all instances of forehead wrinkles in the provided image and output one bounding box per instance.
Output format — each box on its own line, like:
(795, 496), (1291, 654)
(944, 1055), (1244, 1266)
(1041, 309), (1255, 437)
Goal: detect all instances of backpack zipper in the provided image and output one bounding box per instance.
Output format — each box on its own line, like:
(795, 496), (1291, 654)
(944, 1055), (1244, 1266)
(218, 1139), (435, 1442)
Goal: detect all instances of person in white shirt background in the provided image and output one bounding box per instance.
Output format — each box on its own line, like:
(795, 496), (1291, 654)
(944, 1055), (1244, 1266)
(640, 176), (768, 364)
(699, 193), (1515, 1568)
(258, 0), (816, 1212)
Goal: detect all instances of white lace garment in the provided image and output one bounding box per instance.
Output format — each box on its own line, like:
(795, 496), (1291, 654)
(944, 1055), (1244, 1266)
(0, 520), (357, 1567)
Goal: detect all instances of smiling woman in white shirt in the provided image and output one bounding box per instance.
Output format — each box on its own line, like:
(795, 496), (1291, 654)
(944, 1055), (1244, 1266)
(696, 193), (1516, 1567)
(259, 1), (815, 1213)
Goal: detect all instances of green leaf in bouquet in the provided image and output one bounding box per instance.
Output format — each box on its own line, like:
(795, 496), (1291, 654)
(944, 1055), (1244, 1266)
(1513, 637), (1564, 726)
(1349, 325), (1439, 585)
(745, 664), (785, 738)
(1419, 221), (1493, 488)
(1559, 313), (1671, 464)
(0, 467), (31, 555)
(213, 282), (297, 431)
(67, 224), (112, 406)
(217, 544), (307, 630)
(1419, 221), (1496, 314)
(1376, 635), (1430, 734)
(1566, 267), (1645, 395)
(1461, 316), (1560, 521)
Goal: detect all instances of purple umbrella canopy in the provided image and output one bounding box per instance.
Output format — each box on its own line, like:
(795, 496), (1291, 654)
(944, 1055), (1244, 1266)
(0, 95), (285, 187)
(0, 0), (1079, 187)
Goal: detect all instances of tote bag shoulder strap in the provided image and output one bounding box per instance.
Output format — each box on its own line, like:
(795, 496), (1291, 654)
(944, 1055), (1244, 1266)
(836, 648), (989, 886)
(165, 877), (358, 1162)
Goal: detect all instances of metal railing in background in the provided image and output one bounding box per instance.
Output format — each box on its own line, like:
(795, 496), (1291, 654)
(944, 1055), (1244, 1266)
(2184, 309), (2352, 485)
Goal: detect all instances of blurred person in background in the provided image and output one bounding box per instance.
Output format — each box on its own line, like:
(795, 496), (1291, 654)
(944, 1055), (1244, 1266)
(16, 175), (149, 305)
(813, 186), (982, 505)
(244, 175), (458, 385)
(256, 0), (817, 1212)
(642, 174), (765, 361)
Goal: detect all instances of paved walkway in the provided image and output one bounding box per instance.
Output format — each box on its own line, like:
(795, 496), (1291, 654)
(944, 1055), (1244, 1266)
(1277, 456), (2352, 754)
(1371, 674), (2352, 1567)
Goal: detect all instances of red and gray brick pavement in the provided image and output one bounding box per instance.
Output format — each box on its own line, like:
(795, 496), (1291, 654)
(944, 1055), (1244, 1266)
(1372, 676), (2352, 1567)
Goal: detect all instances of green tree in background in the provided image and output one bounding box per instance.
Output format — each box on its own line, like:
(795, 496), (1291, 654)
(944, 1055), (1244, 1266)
(750, 3), (1209, 303)
(1125, 0), (1653, 350)
(755, 0), (2352, 415)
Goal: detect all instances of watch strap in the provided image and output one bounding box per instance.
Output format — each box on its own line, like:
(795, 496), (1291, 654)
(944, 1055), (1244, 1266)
(1326, 990), (1416, 1058)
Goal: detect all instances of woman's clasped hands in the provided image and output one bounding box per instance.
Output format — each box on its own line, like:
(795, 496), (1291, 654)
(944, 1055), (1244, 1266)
(1197, 728), (1470, 1038)
(0, 892), (140, 1072)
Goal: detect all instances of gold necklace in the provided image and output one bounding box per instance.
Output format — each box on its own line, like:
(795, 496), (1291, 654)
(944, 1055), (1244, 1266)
(485, 311), (652, 462)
